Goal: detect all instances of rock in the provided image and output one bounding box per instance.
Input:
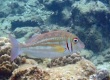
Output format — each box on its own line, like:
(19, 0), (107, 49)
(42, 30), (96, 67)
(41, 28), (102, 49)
(72, 0), (109, 14)
(9, 64), (50, 80)
(9, 58), (97, 80)
(47, 53), (82, 67)
(47, 58), (96, 80)
(89, 70), (110, 80)
(0, 37), (26, 79)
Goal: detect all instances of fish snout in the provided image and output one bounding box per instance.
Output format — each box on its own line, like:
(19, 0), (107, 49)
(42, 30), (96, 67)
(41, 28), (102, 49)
(77, 41), (85, 50)
(80, 42), (85, 49)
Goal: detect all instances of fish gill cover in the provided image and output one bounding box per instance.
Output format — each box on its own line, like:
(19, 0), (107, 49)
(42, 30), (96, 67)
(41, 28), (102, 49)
(0, 0), (110, 80)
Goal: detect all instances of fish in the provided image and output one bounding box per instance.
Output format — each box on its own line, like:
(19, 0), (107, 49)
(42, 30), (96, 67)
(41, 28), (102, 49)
(9, 30), (85, 61)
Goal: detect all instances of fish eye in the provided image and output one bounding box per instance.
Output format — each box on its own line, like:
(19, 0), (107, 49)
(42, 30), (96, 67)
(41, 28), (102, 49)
(73, 38), (78, 43)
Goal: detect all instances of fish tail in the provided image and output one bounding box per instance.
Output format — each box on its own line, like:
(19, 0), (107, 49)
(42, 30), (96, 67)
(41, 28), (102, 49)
(9, 34), (22, 61)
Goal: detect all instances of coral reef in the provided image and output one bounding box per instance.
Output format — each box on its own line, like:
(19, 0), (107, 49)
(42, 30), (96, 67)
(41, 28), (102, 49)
(0, 0), (110, 79)
(47, 53), (82, 67)
(9, 64), (50, 80)
(90, 48), (110, 72)
(72, 0), (109, 13)
(0, 37), (110, 80)
(9, 58), (97, 80)
(47, 58), (96, 80)
(101, 48), (110, 62)
(13, 27), (40, 39)
(0, 37), (25, 79)
(0, 54), (17, 79)
(89, 70), (110, 80)
(0, 0), (53, 30)
(80, 49), (94, 59)
(0, 0), (110, 53)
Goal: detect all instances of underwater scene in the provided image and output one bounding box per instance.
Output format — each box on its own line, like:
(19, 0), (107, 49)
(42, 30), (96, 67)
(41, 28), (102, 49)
(0, 0), (110, 80)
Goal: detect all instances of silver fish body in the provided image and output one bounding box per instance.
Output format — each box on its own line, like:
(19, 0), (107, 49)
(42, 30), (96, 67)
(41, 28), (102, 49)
(9, 30), (85, 61)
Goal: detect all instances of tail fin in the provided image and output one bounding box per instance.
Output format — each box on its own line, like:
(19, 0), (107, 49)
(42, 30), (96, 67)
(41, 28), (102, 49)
(9, 34), (21, 61)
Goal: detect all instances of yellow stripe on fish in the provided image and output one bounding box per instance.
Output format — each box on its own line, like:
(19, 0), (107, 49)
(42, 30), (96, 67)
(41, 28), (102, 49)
(52, 45), (65, 53)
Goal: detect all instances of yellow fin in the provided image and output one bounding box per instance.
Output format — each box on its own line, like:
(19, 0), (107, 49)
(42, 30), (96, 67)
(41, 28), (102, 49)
(52, 45), (65, 53)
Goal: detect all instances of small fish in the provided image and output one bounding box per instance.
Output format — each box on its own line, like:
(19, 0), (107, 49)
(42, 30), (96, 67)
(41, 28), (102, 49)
(9, 30), (85, 61)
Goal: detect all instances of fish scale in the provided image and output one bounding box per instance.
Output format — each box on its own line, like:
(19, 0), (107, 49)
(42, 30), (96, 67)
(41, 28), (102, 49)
(23, 31), (77, 49)
(26, 37), (66, 47)
(27, 31), (72, 42)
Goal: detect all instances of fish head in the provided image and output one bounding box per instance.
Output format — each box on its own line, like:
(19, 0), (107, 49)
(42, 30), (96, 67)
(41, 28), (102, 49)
(71, 37), (85, 53)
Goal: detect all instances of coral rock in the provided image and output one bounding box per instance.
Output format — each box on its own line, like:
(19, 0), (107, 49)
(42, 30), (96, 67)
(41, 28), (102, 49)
(89, 70), (110, 80)
(9, 64), (50, 80)
(46, 58), (96, 80)
(47, 53), (82, 67)
(0, 37), (25, 79)
(9, 58), (97, 80)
